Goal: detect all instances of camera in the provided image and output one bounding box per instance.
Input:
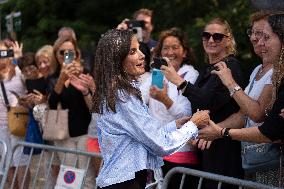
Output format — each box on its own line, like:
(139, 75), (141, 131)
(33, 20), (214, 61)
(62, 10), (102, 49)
(151, 57), (168, 70)
(64, 50), (75, 64)
(0, 49), (14, 58)
(126, 20), (145, 42)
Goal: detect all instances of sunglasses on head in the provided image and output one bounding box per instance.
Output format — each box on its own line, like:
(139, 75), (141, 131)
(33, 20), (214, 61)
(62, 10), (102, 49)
(202, 32), (228, 43)
(58, 49), (74, 56)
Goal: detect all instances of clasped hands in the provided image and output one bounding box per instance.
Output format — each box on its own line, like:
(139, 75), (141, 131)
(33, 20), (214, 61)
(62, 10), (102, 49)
(176, 110), (222, 150)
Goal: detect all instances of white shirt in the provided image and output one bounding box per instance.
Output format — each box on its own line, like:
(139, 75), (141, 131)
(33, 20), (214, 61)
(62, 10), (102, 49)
(140, 64), (199, 152)
(0, 67), (26, 125)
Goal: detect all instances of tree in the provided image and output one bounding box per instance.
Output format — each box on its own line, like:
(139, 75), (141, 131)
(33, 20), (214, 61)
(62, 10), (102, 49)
(0, 0), (257, 80)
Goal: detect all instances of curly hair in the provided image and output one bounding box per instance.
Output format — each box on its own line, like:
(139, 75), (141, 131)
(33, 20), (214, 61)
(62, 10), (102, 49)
(153, 27), (196, 65)
(92, 29), (142, 113)
(268, 14), (284, 108)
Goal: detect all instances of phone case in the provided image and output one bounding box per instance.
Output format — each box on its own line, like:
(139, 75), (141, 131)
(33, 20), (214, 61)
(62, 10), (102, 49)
(151, 69), (164, 89)
(64, 51), (75, 64)
(26, 77), (47, 95)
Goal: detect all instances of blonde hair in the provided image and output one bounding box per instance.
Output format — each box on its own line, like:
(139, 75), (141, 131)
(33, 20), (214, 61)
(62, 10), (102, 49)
(205, 17), (236, 55)
(35, 45), (57, 75)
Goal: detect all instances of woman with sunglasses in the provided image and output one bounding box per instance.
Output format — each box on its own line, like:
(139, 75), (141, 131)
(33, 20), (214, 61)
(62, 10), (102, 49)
(198, 12), (284, 187)
(48, 36), (95, 188)
(161, 18), (245, 189)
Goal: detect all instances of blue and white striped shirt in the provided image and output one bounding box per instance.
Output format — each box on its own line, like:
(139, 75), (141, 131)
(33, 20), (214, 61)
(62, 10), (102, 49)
(96, 90), (198, 187)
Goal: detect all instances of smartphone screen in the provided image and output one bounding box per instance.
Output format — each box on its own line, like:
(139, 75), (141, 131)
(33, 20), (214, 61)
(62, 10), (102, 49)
(64, 50), (75, 64)
(151, 69), (164, 89)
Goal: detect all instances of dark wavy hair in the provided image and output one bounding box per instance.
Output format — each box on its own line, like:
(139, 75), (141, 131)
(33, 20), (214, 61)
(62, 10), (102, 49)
(268, 13), (284, 43)
(153, 27), (196, 65)
(92, 29), (142, 113)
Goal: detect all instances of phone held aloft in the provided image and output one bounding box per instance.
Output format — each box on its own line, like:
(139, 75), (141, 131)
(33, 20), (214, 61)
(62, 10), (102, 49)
(64, 50), (75, 64)
(0, 49), (14, 59)
(151, 57), (168, 70)
(125, 20), (145, 42)
(151, 69), (164, 89)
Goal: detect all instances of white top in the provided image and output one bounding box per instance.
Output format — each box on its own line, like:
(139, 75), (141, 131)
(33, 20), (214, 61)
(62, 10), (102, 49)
(139, 64), (199, 152)
(244, 64), (273, 128)
(0, 67), (26, 126)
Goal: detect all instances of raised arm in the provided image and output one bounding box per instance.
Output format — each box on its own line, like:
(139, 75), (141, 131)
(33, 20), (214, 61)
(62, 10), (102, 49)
(212, 62), (273, 122)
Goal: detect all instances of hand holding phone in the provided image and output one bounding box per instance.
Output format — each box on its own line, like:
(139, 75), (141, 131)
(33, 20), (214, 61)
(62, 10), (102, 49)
(151, 69), (164, 89)
(64, 50), (75, 64)
(151, 57), (168, 70)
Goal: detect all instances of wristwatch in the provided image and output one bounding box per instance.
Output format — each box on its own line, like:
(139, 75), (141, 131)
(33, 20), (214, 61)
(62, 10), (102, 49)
(222, 128), (232, 140)
(177, 80), (188, 91)
(229, 85), (241, 97)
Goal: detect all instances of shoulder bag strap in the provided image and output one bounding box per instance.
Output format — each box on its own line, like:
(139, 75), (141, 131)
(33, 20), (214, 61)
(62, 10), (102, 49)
(0, 81), (10, 111)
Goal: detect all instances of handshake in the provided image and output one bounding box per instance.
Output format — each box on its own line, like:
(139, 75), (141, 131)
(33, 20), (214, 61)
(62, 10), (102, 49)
(176, 110), (210, 129)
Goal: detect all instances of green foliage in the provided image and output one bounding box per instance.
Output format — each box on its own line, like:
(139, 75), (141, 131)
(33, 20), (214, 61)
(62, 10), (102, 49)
(0, 0), (258, 80)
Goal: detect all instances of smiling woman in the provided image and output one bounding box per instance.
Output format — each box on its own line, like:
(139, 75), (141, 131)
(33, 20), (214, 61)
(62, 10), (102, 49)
(90, 29), (210, 189)
(139, 27), (199, 189)
(122, 37), (145, 78)
(197, 12), (284, 187)
(161, 18), (245, 189)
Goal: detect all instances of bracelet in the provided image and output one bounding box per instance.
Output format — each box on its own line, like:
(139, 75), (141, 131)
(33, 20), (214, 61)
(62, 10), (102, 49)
(177, 80), (188, 91)
(229, 85), (242, 97)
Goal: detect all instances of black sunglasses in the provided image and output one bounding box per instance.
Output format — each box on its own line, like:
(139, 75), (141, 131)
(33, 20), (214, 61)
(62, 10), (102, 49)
(202, 32), (228, 43)
(58, 49), (74, 56)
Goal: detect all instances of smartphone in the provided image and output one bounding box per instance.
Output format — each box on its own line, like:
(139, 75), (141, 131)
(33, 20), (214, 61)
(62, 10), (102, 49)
(125, 20), (145, 29)
(151, 57), (168, 70)
(26, 77), (47, 95)
(151, 69), (164, 89)
(64, 50), (75, 64)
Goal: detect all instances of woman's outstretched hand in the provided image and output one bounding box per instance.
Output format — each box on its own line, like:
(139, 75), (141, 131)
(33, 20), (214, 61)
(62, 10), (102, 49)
(198, 120), (223, 141)
(190, 110), (210, 127)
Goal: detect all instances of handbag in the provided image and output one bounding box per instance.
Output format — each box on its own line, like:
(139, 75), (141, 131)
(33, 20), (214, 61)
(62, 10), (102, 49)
(0, 81), (29, 137)
(43, 103), (69, 140)
(23, 109), (44, 155)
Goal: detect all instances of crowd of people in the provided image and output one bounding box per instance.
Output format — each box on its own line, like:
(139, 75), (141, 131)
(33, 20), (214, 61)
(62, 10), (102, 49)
(0, 7), (283, 189)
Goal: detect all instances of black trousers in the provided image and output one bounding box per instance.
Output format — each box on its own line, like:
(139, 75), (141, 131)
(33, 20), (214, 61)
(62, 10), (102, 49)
(99, 169), (147, 189)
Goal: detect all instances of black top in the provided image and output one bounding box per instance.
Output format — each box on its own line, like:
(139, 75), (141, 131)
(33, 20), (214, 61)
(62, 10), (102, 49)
(182, 55), (245, 187)
(48, 73), (91, 138)
(259, 78), (284, 141)
(183, 56), (245, 122)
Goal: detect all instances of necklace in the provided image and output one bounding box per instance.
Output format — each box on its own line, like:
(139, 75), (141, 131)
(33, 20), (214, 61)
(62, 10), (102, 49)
(256, 64), (272, 78)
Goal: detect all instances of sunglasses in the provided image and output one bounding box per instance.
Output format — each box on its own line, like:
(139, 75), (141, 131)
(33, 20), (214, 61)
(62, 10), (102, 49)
(202, 32), (228, 43)
(58, 49), (75, 56)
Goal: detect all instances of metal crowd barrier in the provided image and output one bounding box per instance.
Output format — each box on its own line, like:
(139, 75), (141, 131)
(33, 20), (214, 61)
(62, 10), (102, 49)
(161, 167), (282, 189)
(0, 141), (102, 189)
(0, 139), (7, 175)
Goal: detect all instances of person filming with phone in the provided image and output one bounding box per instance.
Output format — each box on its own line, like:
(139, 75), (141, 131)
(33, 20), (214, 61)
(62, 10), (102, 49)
(160, 18), (245, 189)
(48, 36), (95, 188)
(139, 27), (199, 189)
(117, 8), (157, 49)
